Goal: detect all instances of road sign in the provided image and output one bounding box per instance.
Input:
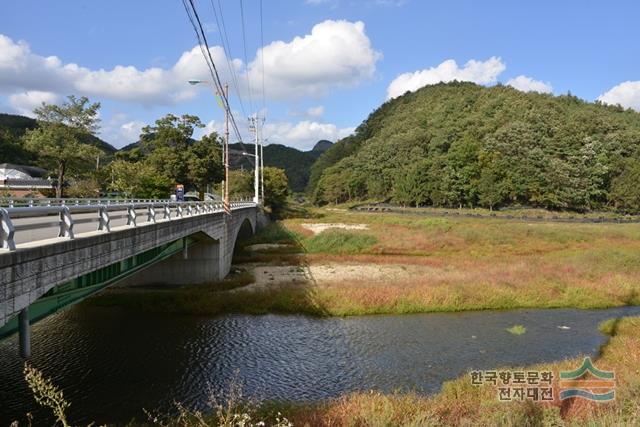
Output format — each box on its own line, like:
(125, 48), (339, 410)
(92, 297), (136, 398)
(176, 184), (185, 202)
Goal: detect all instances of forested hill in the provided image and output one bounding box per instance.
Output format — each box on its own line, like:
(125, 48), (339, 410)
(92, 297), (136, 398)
(0, 113), (117, 165)
(310, 81), (640, 212)
(229, 141), (331, 192)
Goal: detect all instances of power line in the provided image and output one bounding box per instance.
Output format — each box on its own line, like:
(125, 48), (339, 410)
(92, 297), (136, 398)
(239, 0), (255, 115)
(210, 0), (247, 118)
(181, 0), (253, 166)
(259, 0), (266, 115)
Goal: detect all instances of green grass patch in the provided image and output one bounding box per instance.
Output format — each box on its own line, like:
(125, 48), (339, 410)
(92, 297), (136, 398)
(599, 318), (621, 336)
(506, 324), (527, 335)
(303, 230), (377, 254)
(244, 222), (301, 246)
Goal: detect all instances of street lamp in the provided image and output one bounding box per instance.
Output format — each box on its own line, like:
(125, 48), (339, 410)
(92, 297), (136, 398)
(189, 79), (231, 212)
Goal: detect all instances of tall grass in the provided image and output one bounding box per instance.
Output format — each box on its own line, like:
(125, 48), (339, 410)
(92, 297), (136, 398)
(303, 231), (377, 254)
(242, 222), (302, 246)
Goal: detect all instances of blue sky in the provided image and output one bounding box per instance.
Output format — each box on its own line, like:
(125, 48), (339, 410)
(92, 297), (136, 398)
(1, 0), (640, 149)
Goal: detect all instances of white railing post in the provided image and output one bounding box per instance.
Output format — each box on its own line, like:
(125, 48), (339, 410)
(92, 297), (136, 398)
(147, 205), (156, 223)
(98, 205), (111, 232)
(58, 206), (74, 239)
(0, 208), (16, 251)
(163, 204), (171, 220)
(127, 204), (137, 227)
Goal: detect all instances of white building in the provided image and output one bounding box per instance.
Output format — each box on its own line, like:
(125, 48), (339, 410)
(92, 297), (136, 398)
(0, 163), (53, 192)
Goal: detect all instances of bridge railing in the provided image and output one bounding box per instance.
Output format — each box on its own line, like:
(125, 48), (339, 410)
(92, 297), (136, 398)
(0, 198), (256, 251)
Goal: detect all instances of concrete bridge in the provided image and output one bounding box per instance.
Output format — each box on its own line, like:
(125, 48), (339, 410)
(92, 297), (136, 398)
(0, 198), (264, 357)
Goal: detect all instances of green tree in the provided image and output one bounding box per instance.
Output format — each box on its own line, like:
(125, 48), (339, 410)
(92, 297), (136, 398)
(310, 82), (640, 212)
(610, 158), (640, 211)
(477, 151), (506, 210)
(108, 160), (173, 199)
(227, 169), (254, 199)
(187, 133), (223, 198)
(263, 167), (290, 214)
(0, 129), (33, 164)
(23, 95), (102, 198)
(141, 114), (204, 186)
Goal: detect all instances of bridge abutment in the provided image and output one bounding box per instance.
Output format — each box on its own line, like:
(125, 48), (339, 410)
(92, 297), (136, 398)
(116, 239), (223, 286)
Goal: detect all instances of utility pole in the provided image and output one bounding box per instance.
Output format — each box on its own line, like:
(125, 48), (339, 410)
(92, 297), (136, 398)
(250, 114), (260, 204)
(260, 120), (265, 203)
(223, 83), (230, 215)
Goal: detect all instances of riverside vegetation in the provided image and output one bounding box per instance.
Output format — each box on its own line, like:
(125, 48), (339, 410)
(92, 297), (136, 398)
(72, 206), (640, 425)
(20, 314), (640, 426)
(95, 206), (640, 316)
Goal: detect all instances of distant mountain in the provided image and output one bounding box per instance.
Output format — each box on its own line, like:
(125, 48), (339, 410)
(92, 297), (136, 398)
(229, 140), (332, 192)
(311, 140), (333, 154)
(0, 113), (117, 165)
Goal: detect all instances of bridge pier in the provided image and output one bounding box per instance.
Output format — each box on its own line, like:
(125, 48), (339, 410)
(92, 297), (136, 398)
(18, 308), (30, 358)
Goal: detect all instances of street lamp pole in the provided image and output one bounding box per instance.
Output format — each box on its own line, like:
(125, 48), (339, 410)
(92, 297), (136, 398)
(189, 79), (230, 213)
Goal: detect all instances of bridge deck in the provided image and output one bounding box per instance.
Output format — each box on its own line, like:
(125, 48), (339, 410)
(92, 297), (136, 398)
(0, 199), (261, 357)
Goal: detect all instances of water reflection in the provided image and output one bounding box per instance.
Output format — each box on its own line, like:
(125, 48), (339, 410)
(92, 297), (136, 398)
(2, 305), (640, 425)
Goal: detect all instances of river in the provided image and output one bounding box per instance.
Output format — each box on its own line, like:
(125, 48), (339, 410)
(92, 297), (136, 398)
(2, 304), (640, 425)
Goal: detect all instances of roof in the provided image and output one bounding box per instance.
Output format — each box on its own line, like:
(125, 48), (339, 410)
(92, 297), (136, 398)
(0, 163), (48, 178)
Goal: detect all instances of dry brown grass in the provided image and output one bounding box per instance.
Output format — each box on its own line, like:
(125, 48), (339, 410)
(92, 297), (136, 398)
(267, 209), (640, 315)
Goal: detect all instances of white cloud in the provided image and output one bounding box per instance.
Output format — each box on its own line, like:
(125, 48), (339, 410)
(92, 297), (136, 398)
(289, 105), (325, 118)
(0, 34), (221, 105)
(202, 117), (353, 150)
(202, 120), (224, 138)
(0, 21), (379, 107)
(8, 90), (60, 116)
(306, 105), (325, 117)
(506, 75), (552, 94)
(248, 20), (381, 100)
(264, 120), (354, 150)
(99, 113), (146, 148)
(386, 57), (506, 99)
(598, 81), (640, 111)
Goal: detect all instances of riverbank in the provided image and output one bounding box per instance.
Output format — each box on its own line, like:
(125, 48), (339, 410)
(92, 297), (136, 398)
(92, 206), (640, 316)
(276, 316), (640, 426)
(122, 315), (639, 426)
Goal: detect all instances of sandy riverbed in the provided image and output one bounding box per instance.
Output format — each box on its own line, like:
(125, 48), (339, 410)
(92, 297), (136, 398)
(234, 263), (422, 292)
(300, 223), (369, 235)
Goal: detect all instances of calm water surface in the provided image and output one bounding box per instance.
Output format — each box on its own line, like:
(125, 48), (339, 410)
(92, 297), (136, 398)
(2, 305), (640, 425)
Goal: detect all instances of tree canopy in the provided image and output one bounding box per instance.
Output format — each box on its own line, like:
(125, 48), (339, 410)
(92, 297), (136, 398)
(109, 114), (223, 199)
(310, 82), (640, 212)
(23, 96), (103, 198)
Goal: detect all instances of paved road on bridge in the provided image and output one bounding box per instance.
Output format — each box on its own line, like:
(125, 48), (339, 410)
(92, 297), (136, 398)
(10, 208), (158, 246)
